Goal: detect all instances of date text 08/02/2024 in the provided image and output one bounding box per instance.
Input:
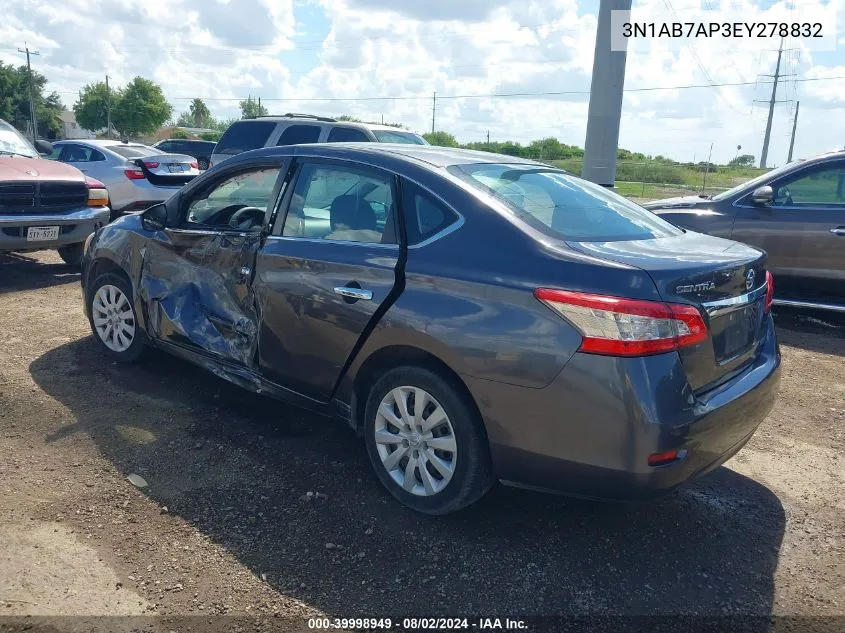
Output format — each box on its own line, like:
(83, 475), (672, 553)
(622, 21), (822, 38)
(307, 617), (528, 630)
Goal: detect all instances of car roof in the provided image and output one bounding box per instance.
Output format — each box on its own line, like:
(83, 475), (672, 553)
(56, 139), (150, 148)
(229, 143), (545, 170)
(232, 116), (424, 135)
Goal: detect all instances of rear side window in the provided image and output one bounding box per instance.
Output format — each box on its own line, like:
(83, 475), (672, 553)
(401, 180), (460, 244)
(327, 127), (370, 142)
(448, 164), (682, 242)
(277, 125), (321, 146)
(215, 121), (276, 155)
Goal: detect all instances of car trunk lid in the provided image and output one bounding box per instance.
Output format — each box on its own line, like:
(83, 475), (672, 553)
(568, 232), (769, 392)
(134, 153), (199, 186)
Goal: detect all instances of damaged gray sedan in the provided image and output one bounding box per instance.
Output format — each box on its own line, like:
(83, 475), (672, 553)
(81, 144), (780, 514)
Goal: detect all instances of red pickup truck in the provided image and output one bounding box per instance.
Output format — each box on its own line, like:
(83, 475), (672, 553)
(0, 118), (110, 266)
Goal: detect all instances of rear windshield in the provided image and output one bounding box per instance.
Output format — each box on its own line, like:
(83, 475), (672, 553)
(110, 144), (156, 158)
(449, 164), (682, 242)
(215, 121), (276, 155)
(372, 130), (427, 145)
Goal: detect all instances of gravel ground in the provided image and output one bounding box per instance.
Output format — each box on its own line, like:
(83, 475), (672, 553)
(0, 251), (843, 632)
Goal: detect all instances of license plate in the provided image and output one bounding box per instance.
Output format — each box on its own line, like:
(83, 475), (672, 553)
(26, 226), (60, 241)
(167, 164), (186, 173)
(721, 303), (760, 357)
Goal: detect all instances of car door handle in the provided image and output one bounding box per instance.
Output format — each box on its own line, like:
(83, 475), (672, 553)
(830, 228), (845, 236)
(333, 286), (373, 301)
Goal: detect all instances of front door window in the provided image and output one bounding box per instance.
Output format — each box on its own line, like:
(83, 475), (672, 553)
(184, 167), (281, 230)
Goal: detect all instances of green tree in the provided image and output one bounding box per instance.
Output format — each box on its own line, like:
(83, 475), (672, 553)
(239, 96), (268, 118)
(200, 131), (221, 142)
(188, 98), (211, 127)
(169, 128), (191, 139)
(729, 154), (756, 168)
(0, 61), (63, 138)
(423, 131), (459, 147)
(111, 77), (172, 138)
(73, 81), (117, 134)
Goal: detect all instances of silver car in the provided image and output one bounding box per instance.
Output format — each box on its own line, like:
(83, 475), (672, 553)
(50, 140), (200, 217)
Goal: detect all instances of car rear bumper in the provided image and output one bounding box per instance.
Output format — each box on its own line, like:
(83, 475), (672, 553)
(0, 207), (111, 252)
(465, 315), (781, 500)
(108, 178), (182, 214)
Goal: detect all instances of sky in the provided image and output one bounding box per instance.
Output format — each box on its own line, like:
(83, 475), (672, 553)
(1, 0), (843, 165)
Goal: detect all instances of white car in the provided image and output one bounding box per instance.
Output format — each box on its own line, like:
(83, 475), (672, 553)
(50, 139), (200, 217)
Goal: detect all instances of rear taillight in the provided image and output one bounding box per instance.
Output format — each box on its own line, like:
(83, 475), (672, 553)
(535, 289), (708, 357)
(764, 271), (774, 314)
(85, 176), (109, 207)
(190, 161), (199, 169)
(124, 168), (145, 180)
(143, 161), (160, 169)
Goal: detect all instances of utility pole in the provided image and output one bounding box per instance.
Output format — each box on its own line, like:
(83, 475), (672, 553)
(17, 43), (40, 141)
(787, 100), (800, 163)
(431, 91), (436, 134)
(702, 142), (714, 192)
(582, 0), (633, 186)
(759, 39), (785, 169)
(486, 130), (490, 144)
(105, 75), (112, 138)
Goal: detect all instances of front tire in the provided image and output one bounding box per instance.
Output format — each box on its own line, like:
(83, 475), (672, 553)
(364, 366), (494, 515)
(87, 272), (146, 362)
(57, 243), (84, 267)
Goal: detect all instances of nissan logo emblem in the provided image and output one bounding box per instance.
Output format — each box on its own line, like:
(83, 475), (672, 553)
(746, 269), (756, 291)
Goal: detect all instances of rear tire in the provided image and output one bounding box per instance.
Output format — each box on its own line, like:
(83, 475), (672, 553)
(57, 243), (84, 267)
(364, 366), (494, 515)
(87, 272), (146, 362)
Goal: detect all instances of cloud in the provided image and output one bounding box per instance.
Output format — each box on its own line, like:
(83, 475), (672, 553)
(1, 0), (843, 165)
(338, 0), (510, 23)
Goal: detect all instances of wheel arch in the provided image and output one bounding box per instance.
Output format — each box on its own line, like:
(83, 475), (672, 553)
(349, 344), (485, 439)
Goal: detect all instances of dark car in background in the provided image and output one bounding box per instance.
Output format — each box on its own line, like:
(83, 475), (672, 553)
(153, 139), (217, 170)
(644, 150), (845, 312)
(209, 114), (428, 167)
(80, 144), (781, 514)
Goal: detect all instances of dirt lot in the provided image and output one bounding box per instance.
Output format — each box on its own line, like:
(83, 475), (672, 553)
(1, 250), (844, 631)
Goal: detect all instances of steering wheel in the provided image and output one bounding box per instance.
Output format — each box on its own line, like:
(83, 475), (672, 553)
(228, 206), (266, 231)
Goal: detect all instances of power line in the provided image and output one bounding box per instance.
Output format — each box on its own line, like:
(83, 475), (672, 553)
(65, 75), (834, 103)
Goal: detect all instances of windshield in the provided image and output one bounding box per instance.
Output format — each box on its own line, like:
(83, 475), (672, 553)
(109, 144), (157, 158)
(449, 163), (683, 242)
(711, 162), (796, 201)
(0, 121), (38, 158)
(372, 130), (428, 145)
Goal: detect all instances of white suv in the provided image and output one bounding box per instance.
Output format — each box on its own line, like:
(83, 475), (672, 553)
(210, 114), (428, 167)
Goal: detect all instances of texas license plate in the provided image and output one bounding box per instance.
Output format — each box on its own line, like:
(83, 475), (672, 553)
(167, 164), (186, 173)
(26, 226), (60, 241)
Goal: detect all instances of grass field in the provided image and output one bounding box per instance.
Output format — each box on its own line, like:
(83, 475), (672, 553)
(550, 159), (766, 192)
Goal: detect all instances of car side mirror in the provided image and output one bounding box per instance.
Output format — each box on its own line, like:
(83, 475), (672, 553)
(141, 203), (167, 231)
(34, 139), (53, 156)
(751, 185), (774, 206)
